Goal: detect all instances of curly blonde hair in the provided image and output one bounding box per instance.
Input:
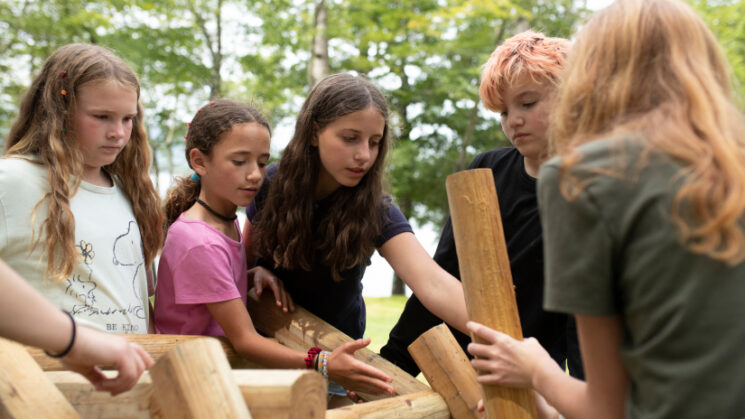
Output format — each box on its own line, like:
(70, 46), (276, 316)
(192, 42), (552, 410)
(5, 43), (163, 281)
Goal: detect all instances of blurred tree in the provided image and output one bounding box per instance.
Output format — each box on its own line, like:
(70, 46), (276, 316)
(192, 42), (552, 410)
(689, 0), (745, 106)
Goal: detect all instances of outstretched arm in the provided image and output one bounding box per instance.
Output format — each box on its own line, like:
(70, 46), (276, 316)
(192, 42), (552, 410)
(207, 298), (394, 395)
(378, 232), (469, 333)
(467, 314), (628, 419)
(0, 259), (153, 395)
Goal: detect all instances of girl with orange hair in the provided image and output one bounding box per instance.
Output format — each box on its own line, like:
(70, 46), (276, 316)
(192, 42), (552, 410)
(467, 1), (745, 418)
(1, 43), (163, 334)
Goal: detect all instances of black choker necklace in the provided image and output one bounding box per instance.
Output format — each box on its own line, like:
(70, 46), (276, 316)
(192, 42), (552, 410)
(196, 199), (237, 222)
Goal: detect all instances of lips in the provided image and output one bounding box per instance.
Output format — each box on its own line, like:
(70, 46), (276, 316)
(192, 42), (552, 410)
(347, 168), (366, 177)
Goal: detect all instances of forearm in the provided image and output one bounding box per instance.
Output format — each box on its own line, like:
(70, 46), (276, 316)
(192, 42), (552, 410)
(532, 357), (593, 419)
(417, 271), (469, 333)
(232, 330), (306, 369)
(0, 259), (72, 353)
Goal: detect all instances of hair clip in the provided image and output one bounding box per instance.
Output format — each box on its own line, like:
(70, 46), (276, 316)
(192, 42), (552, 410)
(210, 101), (215, 105)
(187, 122), (191, 126)
(60, 90), (67, 95)
(197, 109), (201, 113)
(184, 135), (188, 140)
(60, 71), (67, 78)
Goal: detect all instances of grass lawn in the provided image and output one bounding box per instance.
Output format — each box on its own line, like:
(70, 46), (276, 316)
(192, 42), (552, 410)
(363, 295), (409, 354)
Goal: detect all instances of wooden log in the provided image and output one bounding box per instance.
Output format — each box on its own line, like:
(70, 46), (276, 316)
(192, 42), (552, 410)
(446, 168), (537, 418)
(148, 337), (251, 418)
(48, 369), (326, 419)
(246, 290), (429, 401)
(0, 337), (79, 418)
(325, 391), (449, 419)
(27, 334), (262, 371)
(408, 324), (481, 418)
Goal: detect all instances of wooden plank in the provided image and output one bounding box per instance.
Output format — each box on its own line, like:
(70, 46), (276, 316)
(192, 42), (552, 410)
(325, 391), (449, 419)
(149, 337), (251, 418)
(446, 168), (537, 418)
(0, 337), (79, 418)
(246, 291), (429, 401)
(27, 334), (262, 371)
(48, 369), (326, 419)
(409, 324), (481, 418)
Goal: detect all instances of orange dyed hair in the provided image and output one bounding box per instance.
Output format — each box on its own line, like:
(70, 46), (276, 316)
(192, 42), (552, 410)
(479, 30), (571, 112)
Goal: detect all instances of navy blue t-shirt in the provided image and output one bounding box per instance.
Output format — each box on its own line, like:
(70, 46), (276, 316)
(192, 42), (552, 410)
(247, 164), (412, 338)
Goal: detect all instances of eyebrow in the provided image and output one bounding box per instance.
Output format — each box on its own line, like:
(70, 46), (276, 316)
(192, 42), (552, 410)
(515, 90), (541, 100)
(230, 151), (271, 158)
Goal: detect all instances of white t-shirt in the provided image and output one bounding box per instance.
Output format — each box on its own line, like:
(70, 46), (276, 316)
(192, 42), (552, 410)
(0, 156), (149, 333)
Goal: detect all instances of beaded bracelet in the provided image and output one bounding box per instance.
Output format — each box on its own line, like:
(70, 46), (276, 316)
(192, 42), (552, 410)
(319, 350), (330, 379)
(45, 310), (76, 358)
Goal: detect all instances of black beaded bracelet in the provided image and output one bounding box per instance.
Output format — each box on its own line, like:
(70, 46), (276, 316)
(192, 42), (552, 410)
(44, 310), (76, 358)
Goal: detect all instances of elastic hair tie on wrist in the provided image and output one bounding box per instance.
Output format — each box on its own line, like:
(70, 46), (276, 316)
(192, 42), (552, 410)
(45, 310), (76, 358)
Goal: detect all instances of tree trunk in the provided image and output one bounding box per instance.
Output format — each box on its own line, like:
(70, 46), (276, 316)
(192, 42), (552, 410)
(308, 0), (329, 87)
(455, 101), (480, 172)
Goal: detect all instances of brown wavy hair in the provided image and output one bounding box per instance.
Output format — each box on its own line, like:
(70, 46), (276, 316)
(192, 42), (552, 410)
(163, 99), (271, 230)
(5, 43), (163, 281)
(253, 73), (391, 281)
(551, 0), (745, 264)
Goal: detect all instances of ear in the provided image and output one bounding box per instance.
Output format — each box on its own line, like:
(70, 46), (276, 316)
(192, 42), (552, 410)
(189, 148), (209, 176)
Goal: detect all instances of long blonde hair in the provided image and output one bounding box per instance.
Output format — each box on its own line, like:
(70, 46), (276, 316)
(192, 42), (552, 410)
(5, 43), (163, 281)
(551, 0), (745, 264)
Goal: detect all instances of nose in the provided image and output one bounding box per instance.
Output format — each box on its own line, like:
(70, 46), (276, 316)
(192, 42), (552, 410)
(108, 121), (126, 140)
(246, 162), (263, 183)
(508, 111), (525, 129)
(354, 143), (371, 163)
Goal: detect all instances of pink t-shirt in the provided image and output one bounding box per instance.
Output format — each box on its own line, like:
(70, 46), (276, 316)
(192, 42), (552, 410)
(154, 214), (247, 336)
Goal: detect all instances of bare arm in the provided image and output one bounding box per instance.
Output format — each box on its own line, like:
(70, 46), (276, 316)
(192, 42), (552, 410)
(207, 298), (395, 395)
(467, 315), (628, 419)
(0, 259), (153, 395)
(378, 232), (469, 333)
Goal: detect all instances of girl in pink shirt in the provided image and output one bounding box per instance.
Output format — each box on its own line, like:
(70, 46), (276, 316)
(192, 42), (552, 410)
(155, 99), (394, 396)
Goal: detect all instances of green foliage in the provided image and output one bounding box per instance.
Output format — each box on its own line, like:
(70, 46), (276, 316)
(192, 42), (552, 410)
(363, 295), (408, 353)
(0, 0), (586, 228)
(689, 0), (745, 106)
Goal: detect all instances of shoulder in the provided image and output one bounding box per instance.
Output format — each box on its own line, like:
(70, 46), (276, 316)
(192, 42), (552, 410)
(468, 147), (520, 170)
(0, 156), (46, 182)
(378, 197), (413, 246)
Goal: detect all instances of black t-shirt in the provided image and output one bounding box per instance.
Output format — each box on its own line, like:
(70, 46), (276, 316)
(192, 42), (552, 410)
(247, 164), (412, 339)
(381, 147), (584, 378)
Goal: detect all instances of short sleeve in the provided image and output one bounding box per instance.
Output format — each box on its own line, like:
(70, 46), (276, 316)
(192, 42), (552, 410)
(171, 244), (243, 304)
(538, 162), (619, 316)
(376, 199), (414, 248)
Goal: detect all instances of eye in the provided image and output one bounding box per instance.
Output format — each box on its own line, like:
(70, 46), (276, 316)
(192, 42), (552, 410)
(500, 111), (508, 119)
(523, 101), (537, 108)
(342, 135), (357, 142)
(369, 139), (380, 148)
(94, 114), (109, 120)
(231, 160), (245, 166)
(258, 161), (267, 169)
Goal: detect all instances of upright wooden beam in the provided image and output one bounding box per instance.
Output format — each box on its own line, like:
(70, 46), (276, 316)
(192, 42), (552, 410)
(446, 168), (537, 418)
(246, 291), (429, 401)
(149, 337), (251, 418)
(27, 334), (262, 371)
(0, 337), (79, 418)
(48, 369), (326, 419)
(325, 391), (449, 419)
(408, 324), (481, 418)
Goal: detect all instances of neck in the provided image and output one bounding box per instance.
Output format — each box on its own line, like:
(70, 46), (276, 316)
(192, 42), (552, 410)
(82, 167), (112, 187)
(195, 193), (237, 223)
(523, 155), (545, 178)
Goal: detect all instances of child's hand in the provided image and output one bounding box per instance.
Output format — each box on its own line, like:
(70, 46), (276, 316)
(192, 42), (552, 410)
(61, 327), (154, 396)
(247, 266), (295, 312)
(466, 321), (551, 388)
(326, 338), (395, 396)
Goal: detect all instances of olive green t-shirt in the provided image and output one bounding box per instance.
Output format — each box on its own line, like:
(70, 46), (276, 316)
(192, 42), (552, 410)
(538, 135), (745, 419)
